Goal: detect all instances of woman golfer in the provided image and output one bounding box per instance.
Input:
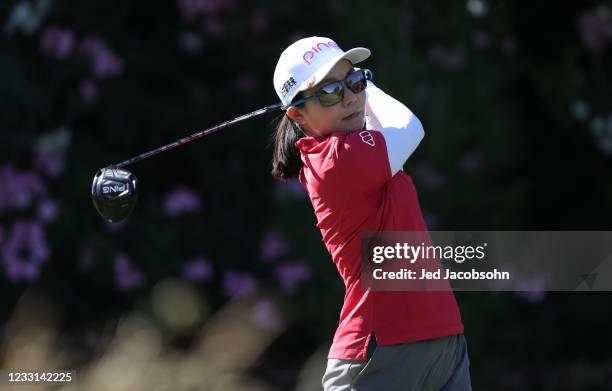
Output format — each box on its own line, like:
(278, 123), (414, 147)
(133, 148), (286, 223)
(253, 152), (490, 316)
(271, 36), (472, 390)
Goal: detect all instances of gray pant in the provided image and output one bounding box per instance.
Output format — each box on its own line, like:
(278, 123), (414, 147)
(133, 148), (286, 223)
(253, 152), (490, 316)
(322, 334), (471, 391)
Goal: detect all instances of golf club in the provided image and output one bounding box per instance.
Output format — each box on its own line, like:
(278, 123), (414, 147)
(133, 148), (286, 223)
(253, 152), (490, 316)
(91, 102), (284, 223)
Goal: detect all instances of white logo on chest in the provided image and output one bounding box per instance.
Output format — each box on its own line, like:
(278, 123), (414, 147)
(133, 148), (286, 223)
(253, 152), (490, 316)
(359, 131), (375, 146)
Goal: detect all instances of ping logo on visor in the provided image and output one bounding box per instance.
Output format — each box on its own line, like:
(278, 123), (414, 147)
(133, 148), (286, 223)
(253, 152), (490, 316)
(302, 41), (339, 65)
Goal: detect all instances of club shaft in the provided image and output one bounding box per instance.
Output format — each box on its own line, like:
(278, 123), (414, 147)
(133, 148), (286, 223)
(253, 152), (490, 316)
(113, 102), (283, 168)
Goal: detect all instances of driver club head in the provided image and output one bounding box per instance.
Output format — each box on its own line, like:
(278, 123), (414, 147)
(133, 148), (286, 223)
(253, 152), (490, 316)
(91, 166), (139, 223)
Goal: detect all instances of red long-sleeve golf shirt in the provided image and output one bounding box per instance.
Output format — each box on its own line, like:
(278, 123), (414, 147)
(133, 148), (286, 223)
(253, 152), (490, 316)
(294, 82), (464, 361)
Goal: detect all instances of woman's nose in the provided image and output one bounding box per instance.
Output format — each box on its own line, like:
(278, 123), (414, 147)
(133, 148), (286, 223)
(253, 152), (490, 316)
(343, 87), (357, 106)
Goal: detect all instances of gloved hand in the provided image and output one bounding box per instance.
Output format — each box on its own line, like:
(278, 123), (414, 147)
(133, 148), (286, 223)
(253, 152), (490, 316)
(357, 68), (381, 130)
(352, 67), (374, 84)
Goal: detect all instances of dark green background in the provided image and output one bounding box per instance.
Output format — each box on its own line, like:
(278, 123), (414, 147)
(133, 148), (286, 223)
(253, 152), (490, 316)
(1, 0), (611, 389)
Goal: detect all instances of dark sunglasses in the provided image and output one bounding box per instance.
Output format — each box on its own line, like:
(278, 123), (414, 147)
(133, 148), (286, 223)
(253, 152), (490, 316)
(290, 69), (373, 108)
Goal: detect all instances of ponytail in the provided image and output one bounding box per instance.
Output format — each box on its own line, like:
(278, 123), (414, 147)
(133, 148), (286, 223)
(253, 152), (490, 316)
(271, 113), (304, 181)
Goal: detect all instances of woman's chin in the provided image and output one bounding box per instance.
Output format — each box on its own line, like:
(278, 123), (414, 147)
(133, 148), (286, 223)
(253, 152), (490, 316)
(339, 114), (365, 131)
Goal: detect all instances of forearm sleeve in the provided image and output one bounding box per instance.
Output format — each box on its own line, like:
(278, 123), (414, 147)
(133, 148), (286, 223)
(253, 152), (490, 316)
(364, 80), (425, 175)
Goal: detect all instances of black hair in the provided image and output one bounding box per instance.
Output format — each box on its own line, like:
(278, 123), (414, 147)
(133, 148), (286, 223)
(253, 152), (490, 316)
(271, 95), (305, 181)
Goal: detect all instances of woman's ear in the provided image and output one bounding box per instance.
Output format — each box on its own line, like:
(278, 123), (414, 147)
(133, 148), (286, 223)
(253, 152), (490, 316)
(286, 106), (305, 126)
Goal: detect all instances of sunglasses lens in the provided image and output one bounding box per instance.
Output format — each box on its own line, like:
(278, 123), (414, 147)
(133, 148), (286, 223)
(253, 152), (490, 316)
(310, 70), (369, 107)
(318, 82), (344, 106)
(346, 71), (367, 93)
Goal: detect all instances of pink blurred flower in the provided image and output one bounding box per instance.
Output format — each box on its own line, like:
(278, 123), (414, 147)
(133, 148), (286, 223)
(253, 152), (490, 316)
(513, 273), (549, 304)
(222, 270), (257, 298)
(80, 79), (98, 103)
(92, 50), (124, 79)
(181, 256), (214, 282)
(79, 35), (124, 79)
(515, 290), (547, 304)
(178, 0), (235, 23)
(3, 259), (40, 283)
(251, 298), (283, 331)
(113, 253), (144, 291)
(200, 16), (225, 39)
(104, 218), (127, 232)
(40, 26), (75, 60)
(0, 165), (46, 212)
(162, 185), (203, 217)
(1, 220), (51, 283)
(178, 0), (202, 22)
(32, 146), (64, 178)
(259, 229), (290, 262)
(274, 178), (306, 199)
(80, 35), (106, 55)
(428, 43), (465, 68)
(577, 9), (612, 54)
(274, 260), (311, 294)
(37, 198), (60, 223)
